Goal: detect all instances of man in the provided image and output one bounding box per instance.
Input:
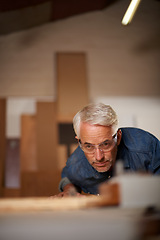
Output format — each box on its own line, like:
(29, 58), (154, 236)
(58, 103), (160, 197)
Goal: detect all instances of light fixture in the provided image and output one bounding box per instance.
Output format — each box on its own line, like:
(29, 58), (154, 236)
(122, 0), (142, 25)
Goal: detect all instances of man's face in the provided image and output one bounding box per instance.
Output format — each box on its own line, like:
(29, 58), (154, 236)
(79, 122), (121, 173)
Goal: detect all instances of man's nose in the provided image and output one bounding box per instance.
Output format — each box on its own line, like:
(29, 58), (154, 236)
(95, 147), (104, 160)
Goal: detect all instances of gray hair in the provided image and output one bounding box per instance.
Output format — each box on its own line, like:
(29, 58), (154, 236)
(73, 103), (118, 138)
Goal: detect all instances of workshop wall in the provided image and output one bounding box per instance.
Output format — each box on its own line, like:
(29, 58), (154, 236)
(0, 0), (159, 98)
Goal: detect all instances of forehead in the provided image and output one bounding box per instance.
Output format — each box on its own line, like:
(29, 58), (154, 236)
(80, 122), (113, 144)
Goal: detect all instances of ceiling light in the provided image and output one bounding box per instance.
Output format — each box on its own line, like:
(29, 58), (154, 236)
(122, 0), (142, 25)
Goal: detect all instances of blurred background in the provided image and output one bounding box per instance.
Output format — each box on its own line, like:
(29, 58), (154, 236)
(0, 0), (160, 198)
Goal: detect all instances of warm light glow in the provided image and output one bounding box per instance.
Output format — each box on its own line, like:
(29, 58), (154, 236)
(122, 0), (142, 25)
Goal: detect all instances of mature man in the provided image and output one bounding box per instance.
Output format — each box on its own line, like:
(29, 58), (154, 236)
(58, 103), (160, 197)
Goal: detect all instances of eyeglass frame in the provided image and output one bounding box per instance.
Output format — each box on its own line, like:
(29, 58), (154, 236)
(78, 132), (118, 154)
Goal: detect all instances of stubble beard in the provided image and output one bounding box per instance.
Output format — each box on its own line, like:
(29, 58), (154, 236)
(93, 159), (113, 173)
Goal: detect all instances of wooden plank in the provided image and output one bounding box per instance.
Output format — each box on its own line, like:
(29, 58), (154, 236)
(0, 184), (120, 212)
(37, 101), (58, 170)
(56, 52), (89, 121)
(0, 99), (6, 197)
(20, 115), (37, 171)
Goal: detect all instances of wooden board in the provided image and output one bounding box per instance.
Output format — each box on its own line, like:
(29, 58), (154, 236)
(0, 183), (120, 212)
(56, 52), (89, 122)
(20, 115), (37, 171)
(37, 101), (58, 170)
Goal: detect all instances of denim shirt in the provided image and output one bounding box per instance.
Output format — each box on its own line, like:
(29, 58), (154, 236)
(60, 127), (160, 195)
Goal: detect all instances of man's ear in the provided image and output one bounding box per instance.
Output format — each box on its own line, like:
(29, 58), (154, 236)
(75, 136), (78, 140)
(117, 129), (122, 146)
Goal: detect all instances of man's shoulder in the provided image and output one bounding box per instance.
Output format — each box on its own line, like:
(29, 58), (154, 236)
(65, 146), (96, 179)
(121, 127), (152, 136)
(120, 127), (158, 152)
(67, 146), (87, 166)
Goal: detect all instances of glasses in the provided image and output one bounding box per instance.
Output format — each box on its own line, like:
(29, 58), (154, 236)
(79, 133), (117, 154)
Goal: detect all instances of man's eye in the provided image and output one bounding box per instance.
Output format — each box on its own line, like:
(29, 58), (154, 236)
(102, 142), (109, 147)
(85, 144), (93, 149)
(101, 141), (110, 148)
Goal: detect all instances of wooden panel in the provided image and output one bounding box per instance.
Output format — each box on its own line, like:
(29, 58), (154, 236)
(37, 101), (58, 170)
(0, 99), (6, 197)
(20, 115), (37, 171)
(21, 171), (61, 197)
(57, 145), (67, 171)
(56, 52), (89, 121)
(2, 188), (20, 198)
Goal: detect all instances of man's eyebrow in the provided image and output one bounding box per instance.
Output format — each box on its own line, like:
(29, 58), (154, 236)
(102, 139), (110, 143)
(84, 141), (92, 145)
(84, 139), (110, 145)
